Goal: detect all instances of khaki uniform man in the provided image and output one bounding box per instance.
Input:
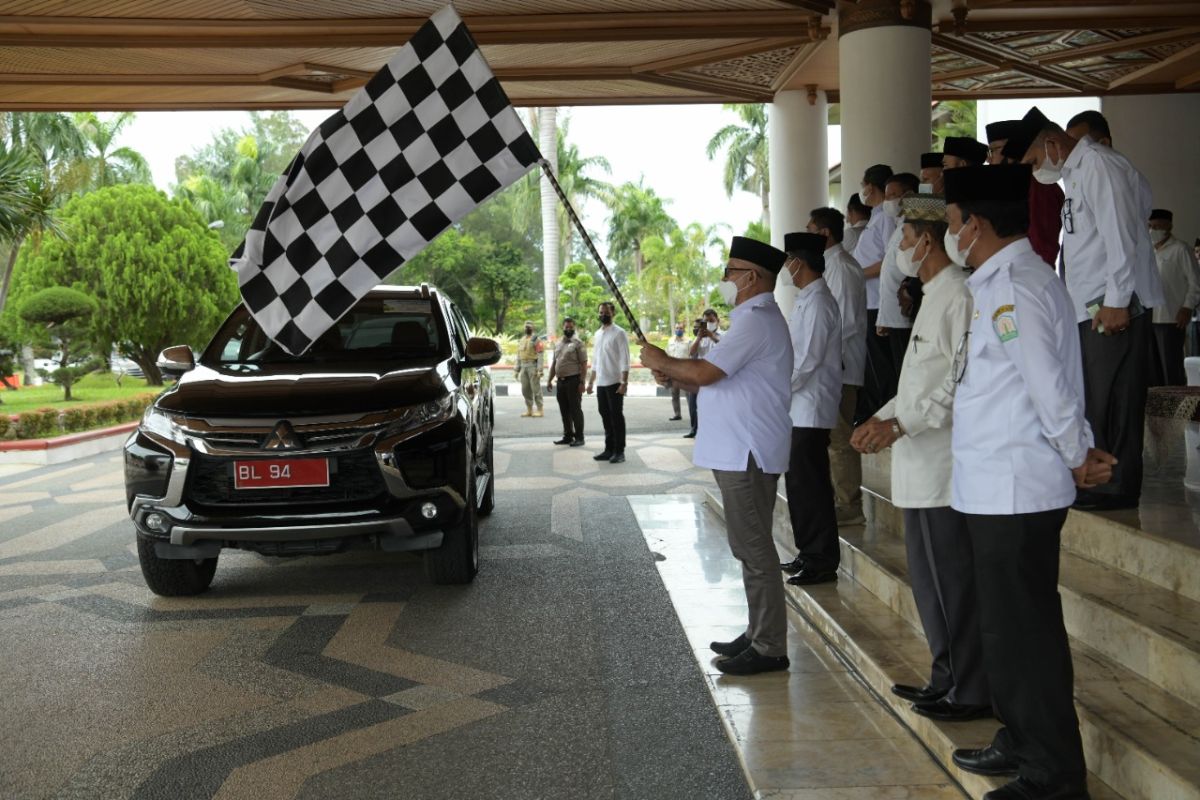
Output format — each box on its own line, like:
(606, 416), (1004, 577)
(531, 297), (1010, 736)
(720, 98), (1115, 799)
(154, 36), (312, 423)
(517, 321), (544, 417)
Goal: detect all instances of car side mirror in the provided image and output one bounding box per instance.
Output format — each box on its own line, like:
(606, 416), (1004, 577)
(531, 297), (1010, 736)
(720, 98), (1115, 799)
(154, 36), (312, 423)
(157, 345), (195, 379)
(462, 337), (501, 369)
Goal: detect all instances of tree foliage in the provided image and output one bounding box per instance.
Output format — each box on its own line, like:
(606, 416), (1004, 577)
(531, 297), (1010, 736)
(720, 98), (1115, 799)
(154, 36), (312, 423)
(603, 178), (675, 280)
(5, 185), (237, 385)
(706, 103), (770, 225)
(932, 100), (978, 149)
(72, 112), (153, 189)
(19, 286), (98, 400)
(557, 262), (608, 336)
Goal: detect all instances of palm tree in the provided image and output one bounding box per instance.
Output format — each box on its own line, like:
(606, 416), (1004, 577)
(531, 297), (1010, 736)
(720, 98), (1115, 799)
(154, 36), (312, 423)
(550, 120), (611, 267)
(603, 178), (676, 279)
(932, 100), (978, 149)
(72, 112), (152, 189)
(706, 104), (770, 226)
(537, 107), (560, 333)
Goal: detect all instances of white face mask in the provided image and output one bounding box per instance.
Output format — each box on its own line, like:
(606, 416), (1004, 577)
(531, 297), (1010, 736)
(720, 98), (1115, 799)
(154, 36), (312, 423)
(1033, 141), (1065, 185)
(717, 273), (747, 306)
(944, 224), (976, 267)
(896, 238), (928, 278)
(706, 321), (717, 331)
(1150, 229), (1169, 244)
(883, 199), (902, 219)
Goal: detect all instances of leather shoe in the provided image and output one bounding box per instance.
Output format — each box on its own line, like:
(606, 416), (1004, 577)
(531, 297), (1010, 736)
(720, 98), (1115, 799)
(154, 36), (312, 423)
(683, 431), (696, 439)
(593, 451), (613, 461)
(710, 633), (750, 658)
(553, 437), (572, 445)
(891, 683), (948, 704)
(570, 439), (585, 447)
(912, 698), (993, 722)
(786, 567), (837, 586)
(780, 556), (807, 574)
(668, 415), (682, 421)
(715, 647), (789, 675)
(952, 745), (1019, 777)
(983, 778), (1090, 799)
(609, 453), (625, 464)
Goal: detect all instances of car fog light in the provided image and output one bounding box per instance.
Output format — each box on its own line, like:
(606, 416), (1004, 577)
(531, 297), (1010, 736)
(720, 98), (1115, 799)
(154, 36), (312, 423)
(420, 502), (438, 520)
(145, 512), (167, 532)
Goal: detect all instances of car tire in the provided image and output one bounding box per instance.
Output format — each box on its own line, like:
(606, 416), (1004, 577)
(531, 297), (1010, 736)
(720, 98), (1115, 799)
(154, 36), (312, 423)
(478, 438), (495, 517)
(424, 481), (479, 585)
(136, 536), (218, 596)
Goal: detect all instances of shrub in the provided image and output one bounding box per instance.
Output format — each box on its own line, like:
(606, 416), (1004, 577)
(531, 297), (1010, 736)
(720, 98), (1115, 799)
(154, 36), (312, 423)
(0, 415), (9, 437)
(17, 407), (60, 438)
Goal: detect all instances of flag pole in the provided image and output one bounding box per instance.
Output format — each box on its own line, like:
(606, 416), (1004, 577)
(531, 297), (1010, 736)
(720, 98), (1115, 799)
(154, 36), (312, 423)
(537, 159), (645, 342)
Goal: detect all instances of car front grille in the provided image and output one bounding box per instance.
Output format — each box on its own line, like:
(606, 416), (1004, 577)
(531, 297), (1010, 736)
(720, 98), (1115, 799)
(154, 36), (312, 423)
(186, 449), (387, 509)
(187, 423), (386, 451)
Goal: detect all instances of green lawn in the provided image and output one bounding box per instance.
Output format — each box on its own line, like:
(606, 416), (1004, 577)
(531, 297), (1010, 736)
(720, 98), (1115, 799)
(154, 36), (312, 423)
(0, 372), (161, 415)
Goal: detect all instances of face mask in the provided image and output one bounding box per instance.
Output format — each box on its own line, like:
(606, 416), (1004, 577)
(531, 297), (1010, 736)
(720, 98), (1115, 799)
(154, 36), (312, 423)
(706, 321), (717, 332)
(883, 199), (902, 219)
(944, 224), (977, 267)
(675, 328), (684, 337)
(717, 272), (749, 306)
(599, 313), (612, 325)
(1150, 229), (1169, 244)
(896, 238), (928, 278)
(524, 327), (533, 335)
(562, 328), (574, 338)
(1033, 142), (1064, 185)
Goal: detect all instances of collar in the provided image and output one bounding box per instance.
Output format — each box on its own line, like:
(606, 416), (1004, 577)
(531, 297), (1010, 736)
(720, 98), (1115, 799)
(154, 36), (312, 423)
(795, 277), (826, 301)
(824, 244), (844, 258)
(967, 238), (1034, 290)
(732, 290), (775, 318)
(921, 263), (959, 292)
(1062, 135), (1091, 175)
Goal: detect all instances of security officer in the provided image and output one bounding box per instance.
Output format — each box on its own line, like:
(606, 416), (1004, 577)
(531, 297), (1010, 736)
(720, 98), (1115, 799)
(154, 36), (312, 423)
(943, 164), (1116, 800)
(546, 318), (587, 447)
(516, 320), (545, 418)
(640, 236), (794, 676)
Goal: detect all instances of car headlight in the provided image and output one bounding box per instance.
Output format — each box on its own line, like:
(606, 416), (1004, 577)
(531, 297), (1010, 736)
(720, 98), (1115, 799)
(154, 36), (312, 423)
(142, 405), (188, 444)
(384, 396), (455, 438)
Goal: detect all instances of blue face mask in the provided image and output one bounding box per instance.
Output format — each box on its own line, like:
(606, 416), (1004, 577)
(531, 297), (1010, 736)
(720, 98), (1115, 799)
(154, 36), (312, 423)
(675, 329), (684, 336)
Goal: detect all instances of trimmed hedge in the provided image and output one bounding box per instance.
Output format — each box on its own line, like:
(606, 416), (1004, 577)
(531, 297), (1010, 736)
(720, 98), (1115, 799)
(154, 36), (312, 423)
(6, 392), (158, 440)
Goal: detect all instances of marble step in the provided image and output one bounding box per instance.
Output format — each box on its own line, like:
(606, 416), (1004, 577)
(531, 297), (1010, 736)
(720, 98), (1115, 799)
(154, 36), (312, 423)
(705, 490), (1197, 800)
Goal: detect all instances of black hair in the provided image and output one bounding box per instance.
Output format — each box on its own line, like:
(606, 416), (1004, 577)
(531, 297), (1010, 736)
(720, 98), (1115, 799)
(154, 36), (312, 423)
(847, 193), (868, 216)
(862, 164), (894, 191)
(702, 308), (718, 320)
(908, 219), (949, 246)
(809, 207), (845, 243)
(563, 316), (575, 324)
(598, 301), (615, 313)
(887, 172), (920, 194)
(1066, 109), (1111, 139)
(795, 251), (826, 275)
(958, 200), (1029, 239)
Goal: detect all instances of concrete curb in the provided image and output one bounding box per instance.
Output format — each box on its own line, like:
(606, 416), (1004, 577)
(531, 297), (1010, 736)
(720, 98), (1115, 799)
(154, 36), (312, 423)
(0, 422), (137, 466)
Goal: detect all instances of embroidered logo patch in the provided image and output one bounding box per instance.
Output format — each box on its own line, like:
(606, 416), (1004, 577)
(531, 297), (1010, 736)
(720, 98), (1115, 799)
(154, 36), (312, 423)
(992, 304), (1018, 342)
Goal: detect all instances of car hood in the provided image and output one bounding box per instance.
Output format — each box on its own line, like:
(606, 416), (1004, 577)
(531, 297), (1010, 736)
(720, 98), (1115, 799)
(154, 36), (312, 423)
(156, 361), (452, 417)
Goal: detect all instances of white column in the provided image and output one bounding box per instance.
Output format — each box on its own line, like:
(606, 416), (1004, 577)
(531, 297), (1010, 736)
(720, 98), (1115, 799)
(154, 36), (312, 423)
(771, 88), (829, 310)
(838, 20), (931, 207)
(1103, 94), (1200, 246)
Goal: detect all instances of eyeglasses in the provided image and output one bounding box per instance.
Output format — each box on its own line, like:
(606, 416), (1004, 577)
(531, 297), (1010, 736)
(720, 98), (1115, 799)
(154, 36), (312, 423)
(952, 331), (971, 384)
(722, 267), (753, 280)
(1062, 198), (1075, 235)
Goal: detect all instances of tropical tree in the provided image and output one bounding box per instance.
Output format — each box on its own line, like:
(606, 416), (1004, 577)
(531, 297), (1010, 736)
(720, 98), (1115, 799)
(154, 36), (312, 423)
(557, 261), (607, 336)
(537, 107), (561, 335)
(638, 223), (726, 331)
(19, 286), (98, 401)
(72, 112), (152, 189)
(706, 103), (770, 226)
(932, 100), (978, 149)
(603, 178), (675, 280)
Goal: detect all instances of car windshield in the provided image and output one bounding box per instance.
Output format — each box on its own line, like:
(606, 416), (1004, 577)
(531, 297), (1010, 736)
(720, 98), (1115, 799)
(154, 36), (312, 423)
(205, 296), (445, 366)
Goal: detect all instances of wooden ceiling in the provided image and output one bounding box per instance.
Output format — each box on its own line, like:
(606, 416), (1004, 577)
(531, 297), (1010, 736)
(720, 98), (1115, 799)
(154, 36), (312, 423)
(0, 1), (1198, 110)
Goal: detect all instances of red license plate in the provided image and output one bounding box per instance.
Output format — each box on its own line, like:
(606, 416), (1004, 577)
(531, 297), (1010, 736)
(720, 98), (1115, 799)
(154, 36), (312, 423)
(233, 458), (330, 490)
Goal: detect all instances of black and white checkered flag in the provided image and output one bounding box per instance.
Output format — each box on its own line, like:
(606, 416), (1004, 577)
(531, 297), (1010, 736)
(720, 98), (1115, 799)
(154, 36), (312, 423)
(231, 6), (540, 355)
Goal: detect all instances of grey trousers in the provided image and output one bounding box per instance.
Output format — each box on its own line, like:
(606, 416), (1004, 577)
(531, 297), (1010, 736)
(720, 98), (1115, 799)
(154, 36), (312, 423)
(829, 385), (862, 512)
(903, 506), (989, 705)
(713, 456), (787, 658)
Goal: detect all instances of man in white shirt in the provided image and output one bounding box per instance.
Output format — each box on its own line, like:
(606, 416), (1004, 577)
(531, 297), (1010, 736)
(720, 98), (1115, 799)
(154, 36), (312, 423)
(943, 164), (1116, 800)
(640, 236), (794, 676)
(851, 195), (989, 724)
(778, 232), (843, 586)
(807, 207), (868, 526)
(586, 301), (631, 464)
(1148, 208), (1200, 386)
(877, 173), (920, 400)
(842, 193), (870, 256)
(853, 164), (899, 423)
(666, 322), (692, 421)
(1006, 106), (1164, 511)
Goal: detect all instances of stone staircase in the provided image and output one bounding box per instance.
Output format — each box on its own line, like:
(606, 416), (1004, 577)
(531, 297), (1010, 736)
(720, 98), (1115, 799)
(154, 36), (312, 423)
(705, 450), (1200, 800)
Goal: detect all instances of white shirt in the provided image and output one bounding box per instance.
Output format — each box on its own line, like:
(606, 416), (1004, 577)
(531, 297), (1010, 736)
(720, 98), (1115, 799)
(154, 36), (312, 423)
(876, 266), (973, 508)
(589, 324), (630, 387)
(876, 222), (913, 329)
(853, 205), (897, 310)
(787, 278), (843, 429)
(1152, 237), (1200, 324)
(667, 336), (691, 358)
(843, 221), (868, 258)
(823, 244), (867, 386)
(952, 239), (1094, 515)
(695, 292), (794, 474)
(696, 326), (724, 358)
(1060, 136), (1165, 322)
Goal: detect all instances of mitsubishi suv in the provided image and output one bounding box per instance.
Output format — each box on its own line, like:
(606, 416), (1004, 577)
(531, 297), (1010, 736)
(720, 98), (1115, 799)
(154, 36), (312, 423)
(124, 284), (499, 596)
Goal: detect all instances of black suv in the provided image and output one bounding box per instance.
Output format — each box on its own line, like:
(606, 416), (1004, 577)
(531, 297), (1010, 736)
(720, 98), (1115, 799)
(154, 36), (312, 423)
(124, 285), (499, 596)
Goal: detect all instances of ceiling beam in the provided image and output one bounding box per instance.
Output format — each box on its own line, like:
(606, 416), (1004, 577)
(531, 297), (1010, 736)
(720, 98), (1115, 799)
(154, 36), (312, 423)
(773, 0), (837, 13)
(636, 72), (773, 102)
(1034, 28), (1200, 65)
(1108, 40), (1200, 87)
(633, 37), (812, 74)
(1178, 67), (1200, 88)
(931, 32), (1098, 91)
(0, 11), (821, 48)
(937, 14), (1200, 33)
(771, 41), (825, 92)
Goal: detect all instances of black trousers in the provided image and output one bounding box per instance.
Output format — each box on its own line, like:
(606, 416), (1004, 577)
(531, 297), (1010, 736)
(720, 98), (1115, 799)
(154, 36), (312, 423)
(903, 507), (989, 706)
(885, 326), (912, 400)
(856, 309), (895, 423)
(686, 390), (698, 434)
(1078, 313), (1148, 498)
(596, 383), (626, 454)
(966, 508), (1086, 790)
(783, 427), (838, 570)
(1149, 322), (1187, 387)
(555, 375), (584, 441)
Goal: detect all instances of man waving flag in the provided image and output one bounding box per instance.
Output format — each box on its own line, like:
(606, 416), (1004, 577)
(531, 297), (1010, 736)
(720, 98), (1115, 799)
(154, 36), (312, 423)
(231, 6), (540, 355)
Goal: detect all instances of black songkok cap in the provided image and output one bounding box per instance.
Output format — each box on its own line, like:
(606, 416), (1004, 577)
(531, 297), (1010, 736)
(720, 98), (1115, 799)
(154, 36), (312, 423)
(944, 164), (1032, 206)
(783, 231), (827, 265)
(943, 137), (989, 166)
(921, 152), (943, 169)
(985, 120), (1022, 144)
(729, 236), (787, 274)
(1149, 208), (1173, 222)
(1001, 106), (1054, 161)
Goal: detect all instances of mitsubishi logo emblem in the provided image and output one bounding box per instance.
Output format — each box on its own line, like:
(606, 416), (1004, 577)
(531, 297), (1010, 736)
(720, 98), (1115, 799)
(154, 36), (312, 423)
(262, 421), (302, 450)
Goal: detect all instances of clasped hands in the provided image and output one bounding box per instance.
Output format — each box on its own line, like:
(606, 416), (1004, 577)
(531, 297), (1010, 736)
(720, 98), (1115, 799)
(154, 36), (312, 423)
(851, 417), (901, 454)
(1072, 448), (1117, 489)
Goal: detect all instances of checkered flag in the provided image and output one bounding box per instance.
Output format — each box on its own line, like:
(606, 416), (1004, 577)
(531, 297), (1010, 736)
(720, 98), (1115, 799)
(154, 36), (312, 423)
(230, 5), (540, 355)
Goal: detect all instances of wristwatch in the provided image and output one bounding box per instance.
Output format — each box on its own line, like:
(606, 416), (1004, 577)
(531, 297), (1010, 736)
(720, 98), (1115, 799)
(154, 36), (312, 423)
(890, 421), (903, 437)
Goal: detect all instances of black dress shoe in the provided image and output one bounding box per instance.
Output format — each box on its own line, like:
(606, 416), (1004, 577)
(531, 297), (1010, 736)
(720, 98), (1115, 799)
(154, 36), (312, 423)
(891, 683), (948, 704)
(668, 415), (682, 421)
(682, 431), (696, 439)
(593, 451), (613, 461)
(912, 698), (993, 722)
(715, 647), (789, 675)
(780, 556), (807, 574)
(786, 566), (837, 586)
(553, 437), (572, 445)
(710, 633), (750, 658)
(570, 438), (585, 447)
(984, 778), (1090, 800)
(952, 745), (1019, 777)
(609, 453), (625, 463)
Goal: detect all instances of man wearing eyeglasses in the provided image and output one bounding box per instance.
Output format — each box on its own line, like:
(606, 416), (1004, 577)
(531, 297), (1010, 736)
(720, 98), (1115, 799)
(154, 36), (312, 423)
(984, 119), (1063, 270)
(941, 164), (1116, 800)
(639, 236), (794, 676)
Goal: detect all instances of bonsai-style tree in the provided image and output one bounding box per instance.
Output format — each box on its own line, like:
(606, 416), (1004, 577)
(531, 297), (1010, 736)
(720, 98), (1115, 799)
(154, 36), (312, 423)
(19, 286), (98, 400)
